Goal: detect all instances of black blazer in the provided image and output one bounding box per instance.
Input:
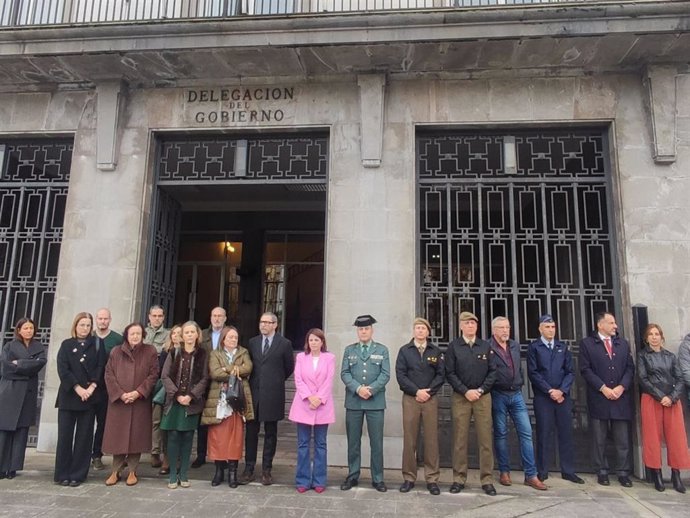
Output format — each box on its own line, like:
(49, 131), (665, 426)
(55, 336), (105, 411)
(246, 332), (294, 422)
(579, 333), (634, 420)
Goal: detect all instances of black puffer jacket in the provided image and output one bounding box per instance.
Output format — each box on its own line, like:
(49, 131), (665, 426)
(638, 346), (684, 403)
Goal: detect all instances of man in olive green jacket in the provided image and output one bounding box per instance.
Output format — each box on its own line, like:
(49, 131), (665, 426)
(340, 315), (390, 492)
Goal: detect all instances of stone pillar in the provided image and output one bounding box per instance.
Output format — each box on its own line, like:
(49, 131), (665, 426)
(37, 90), (153, 451)
(324, 82), (416, 471)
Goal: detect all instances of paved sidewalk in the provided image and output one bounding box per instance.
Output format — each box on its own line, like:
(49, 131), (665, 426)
(0, 450), (687, 517)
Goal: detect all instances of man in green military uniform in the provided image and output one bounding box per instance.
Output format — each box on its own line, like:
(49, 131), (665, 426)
(340, 315), (390, 492)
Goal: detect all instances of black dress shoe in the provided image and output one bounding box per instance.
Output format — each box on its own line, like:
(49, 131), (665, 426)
(60, 480), (70, 486)
(597, 474), (610, 486)
(562, 473), (585, 484)
(372, 481), (387, 492)
(191, 457), (206, 468)
(482, 484), (497, 496)
(68, 480), (81, 487)
(449, 482), (464, 494)
(0, 472), (6, 480)
(399, 481), (414, 493)
(618, 475), (633, 487)
(537, 473), (548, 482)
(340, 478), (358, 490)
(6, 471), (16, 479)
(427, 483), (441, 495)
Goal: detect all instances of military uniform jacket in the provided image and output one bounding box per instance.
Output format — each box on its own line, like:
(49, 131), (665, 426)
(341, 340), (390, 410)
(527, 338), (575, 397)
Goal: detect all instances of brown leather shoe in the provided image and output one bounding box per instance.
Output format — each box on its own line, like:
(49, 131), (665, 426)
(150, 454), (162, 468)
(126, 472), (138, 486)
(499, 472), (512, 486)
(105, 472), (119, 486)
(524, 476), (547, 490)
(238, 470), (255, 485)
(261, 470), (273, 486)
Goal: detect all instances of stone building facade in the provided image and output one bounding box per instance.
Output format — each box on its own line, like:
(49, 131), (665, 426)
(1, 1), (689, 472)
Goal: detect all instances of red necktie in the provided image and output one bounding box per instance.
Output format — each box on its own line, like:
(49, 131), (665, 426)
(604, 338), (613, 359)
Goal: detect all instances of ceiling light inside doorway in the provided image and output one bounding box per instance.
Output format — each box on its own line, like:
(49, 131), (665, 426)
(225, 242), (236, 253)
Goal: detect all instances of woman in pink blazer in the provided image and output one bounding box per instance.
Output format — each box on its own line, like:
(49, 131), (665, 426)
(288, 328), (336, 493)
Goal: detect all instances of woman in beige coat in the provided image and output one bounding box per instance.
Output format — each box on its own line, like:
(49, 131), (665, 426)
(201, 326), (254, 487)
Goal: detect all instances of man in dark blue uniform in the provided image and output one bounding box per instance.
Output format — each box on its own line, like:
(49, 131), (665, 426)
(527, 314), (584, 484)
(340, 315), (390, 492)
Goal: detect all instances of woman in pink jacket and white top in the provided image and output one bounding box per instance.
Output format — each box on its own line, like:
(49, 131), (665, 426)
(288, 328), (336, 493)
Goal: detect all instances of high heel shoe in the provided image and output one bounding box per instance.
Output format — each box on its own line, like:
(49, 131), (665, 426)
(652, 468), (665, 492)
(672, 469), (686, 494)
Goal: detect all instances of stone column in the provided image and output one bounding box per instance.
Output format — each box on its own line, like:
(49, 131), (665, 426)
(37, 89), (154, 451)
(324, 79), (416, 471)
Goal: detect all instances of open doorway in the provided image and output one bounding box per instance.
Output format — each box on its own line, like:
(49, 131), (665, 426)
(145, 132), (329, 347)
(172, 227), (325, 347)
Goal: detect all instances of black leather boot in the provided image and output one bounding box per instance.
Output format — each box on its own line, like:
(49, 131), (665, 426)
(211, 461), (226, 487)
(672, 469), (686, 493)
(652, 468), (665, 492)
(228, 460), (238, 488)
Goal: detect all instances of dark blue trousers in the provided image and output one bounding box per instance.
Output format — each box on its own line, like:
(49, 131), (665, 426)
(533, 392), (575, 476)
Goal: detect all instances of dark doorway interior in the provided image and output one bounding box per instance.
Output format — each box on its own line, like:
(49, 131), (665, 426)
(162, 184), (326, 347)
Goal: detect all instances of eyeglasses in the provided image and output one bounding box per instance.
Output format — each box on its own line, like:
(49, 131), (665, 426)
(259, 320), (277, 325)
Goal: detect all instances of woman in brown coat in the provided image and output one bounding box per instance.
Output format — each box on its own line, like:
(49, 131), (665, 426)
(103, 322), (159, 486)
(201, 326), (254, 487)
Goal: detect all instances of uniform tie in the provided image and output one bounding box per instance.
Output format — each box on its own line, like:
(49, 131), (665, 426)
(547, 342), (553, 350)
(362, 344), (368, 356)
(604, 337), (613, 359)
(263, 337), (270, 356)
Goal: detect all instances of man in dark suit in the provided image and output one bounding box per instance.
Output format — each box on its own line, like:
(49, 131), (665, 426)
(580, 311), (635, 487)
(527, 314), (584, 484)
(239, 312), (294, 485)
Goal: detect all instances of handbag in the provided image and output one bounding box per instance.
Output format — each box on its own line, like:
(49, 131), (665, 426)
(224, 375), (246, 413)
(152, 379), (166, 406)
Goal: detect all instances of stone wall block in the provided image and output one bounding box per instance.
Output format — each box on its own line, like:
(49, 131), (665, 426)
(386, 81), (432, 123)
(0, 95), (14, 126)
(10, 93), (50, 129)
(574, 77), (617, 119)
(44, 92), (91, 130)
(489, 79), (534, 121)
(531, 78), (576, 120)
(437, 80), (491, 122)
(144, 89), (177, 128)
(677, 74), (690, 117)
(625, 241), (673, 273)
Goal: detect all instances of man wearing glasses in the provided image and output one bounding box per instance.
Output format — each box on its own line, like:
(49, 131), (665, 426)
(239, 312), (294, 485)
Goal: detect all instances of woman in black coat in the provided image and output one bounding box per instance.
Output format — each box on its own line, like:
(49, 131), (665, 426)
(53, 312), (105, 487)
(0, 317), (47, 479)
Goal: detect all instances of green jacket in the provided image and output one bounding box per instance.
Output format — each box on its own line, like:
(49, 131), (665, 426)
(341, 340), (390, 410)
(96, 330), (123, 356)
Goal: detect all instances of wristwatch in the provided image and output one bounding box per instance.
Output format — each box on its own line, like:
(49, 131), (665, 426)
(477, 387), (484, 395)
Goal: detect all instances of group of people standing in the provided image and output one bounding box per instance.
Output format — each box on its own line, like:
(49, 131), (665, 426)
(393, 310), (690, 496)
(1, 307), (690, 496)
